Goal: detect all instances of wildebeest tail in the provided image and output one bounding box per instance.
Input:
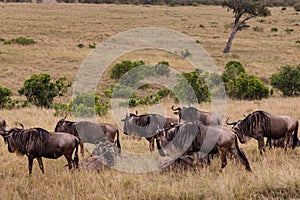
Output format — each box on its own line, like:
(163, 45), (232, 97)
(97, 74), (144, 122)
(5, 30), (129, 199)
(74, 138), (79, 168)
(115, 129), (121, 149)
(292, 121), (299, 149)
(234, 136), (251, 171)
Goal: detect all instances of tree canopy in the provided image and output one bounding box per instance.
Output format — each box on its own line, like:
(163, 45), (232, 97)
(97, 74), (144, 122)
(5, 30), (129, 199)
(222, 0), (271, 53)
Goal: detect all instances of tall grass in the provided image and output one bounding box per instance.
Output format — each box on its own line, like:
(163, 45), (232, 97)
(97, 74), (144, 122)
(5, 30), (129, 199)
(1, 97), (300, 199)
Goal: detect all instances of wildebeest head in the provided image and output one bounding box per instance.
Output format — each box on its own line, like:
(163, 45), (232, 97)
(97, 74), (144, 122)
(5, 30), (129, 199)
(121, 112), (151, 137)
(54, 116), (74, 133)
(226, 117), (251, 144)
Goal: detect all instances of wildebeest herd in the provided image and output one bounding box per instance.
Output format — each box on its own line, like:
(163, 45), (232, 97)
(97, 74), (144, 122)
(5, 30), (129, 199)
(0, 106), (299, 175)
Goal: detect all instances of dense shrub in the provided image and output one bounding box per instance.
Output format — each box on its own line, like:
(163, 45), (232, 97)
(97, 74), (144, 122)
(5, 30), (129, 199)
(4, 36), (35, 45)
(222, 61), (269, 100)
(270, 65), (300, 96)
(122, 88), (173, 107)
(110, 60), (145, 80)
(18, 73), (72, 108)
(71, 92), (110, 117)
(174, 69), (210, 104)
(0, 86), (13, 108)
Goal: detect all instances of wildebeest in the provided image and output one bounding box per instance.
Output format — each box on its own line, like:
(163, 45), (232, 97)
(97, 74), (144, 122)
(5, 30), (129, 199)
(171, 105), (221, 125)
(157, 121), (251, 171)
(226, 110), (299, 154)
(54, 117), (121, 156)
(121, 112), (178, 154)
(266, 134), (300, 148)
(0, 119), (79, 175)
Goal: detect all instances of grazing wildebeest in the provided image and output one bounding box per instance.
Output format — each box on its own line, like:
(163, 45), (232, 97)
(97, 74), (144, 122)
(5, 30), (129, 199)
(0, 119), (79, 175)
(54, 117), (121, 156)
(157, 121), (251, 171)
(121, 112), (178, 154)
(266, 134), (300, 149)
(171, 105), (221, 125)
(226, 110), (299, 154)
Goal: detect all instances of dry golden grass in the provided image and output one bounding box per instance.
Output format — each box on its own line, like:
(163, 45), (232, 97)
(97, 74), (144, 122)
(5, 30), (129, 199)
(1, 97), (300, 199)
(0, 3), (300, 199)
(0, 3), (299, 93)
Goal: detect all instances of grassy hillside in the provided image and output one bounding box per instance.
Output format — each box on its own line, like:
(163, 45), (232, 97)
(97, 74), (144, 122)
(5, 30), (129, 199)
(0, 3), (299, 95)
(0, 3), (300, 199)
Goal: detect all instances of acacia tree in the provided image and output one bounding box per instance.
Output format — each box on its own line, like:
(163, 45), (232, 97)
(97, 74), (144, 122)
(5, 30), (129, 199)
(222, 0), (270, 53)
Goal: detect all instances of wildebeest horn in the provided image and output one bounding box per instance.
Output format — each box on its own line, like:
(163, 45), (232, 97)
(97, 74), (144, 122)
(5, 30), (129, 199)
(226, 118), (237, 126)
(171, 105), (181, 111)
(19, 123), (24, 129)
(0, 126), (9, 136)
(135, 110), (138, 115)
(63, 115), (67, 120)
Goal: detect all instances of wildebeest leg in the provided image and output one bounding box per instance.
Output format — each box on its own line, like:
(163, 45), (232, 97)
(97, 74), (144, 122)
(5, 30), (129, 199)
(266, 138), (272, 149)
(258, 138), (265, 155)
(64, 154), (73, 170)
(37, 157), (44, 174)
(27, 156), (34, 175)
(219, 148), (227, 169)
(192, 152), (199, 165)
(219, 148), (227, 170)
(284, 133), (291, 152)
(79, 139), (84, 157)
(149, 137), (155, 152)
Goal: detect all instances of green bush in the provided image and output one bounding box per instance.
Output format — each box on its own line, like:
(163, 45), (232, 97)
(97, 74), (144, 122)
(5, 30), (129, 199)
(222, 61), (269, 100)
(18, 73), (72, 108)
(271, 27), (278, 32)
(0, 86), (13, 108)
(270, 65), (300, 96)
(53, 103), (72, 116)
(174, 69), (210, 103)
(285, 28), (294, 34)
(77, 43), (84, 48)
(72, 92), (110, 117)
(222, 61), (245, 84)
(112, 84), (133, 98)
(253, 26), (264, 32)
(294, 2), (300, 11)
(110, 60), (145, 80)
(154, 61), (170, 76)
(4, 36), (35, 45)
(89, 43), (96, 48)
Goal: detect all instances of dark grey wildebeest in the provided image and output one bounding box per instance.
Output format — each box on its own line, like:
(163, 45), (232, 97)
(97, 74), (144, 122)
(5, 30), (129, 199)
(157, 121), (251, 171)
(0, 118), (79, 175)
(171, 105), (221, 125)
(54, 117), (121, 157)
(226, 110), (299, 154)
(121, 112), (178, 154)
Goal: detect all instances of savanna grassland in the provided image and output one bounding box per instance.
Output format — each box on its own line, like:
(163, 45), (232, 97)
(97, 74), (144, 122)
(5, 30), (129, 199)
(0, 3), (300, 200)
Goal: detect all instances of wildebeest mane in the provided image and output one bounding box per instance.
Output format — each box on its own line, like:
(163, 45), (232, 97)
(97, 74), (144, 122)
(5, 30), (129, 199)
(134, 114), (150, 127)
(240, 110), (271, 137)
(6, 127), (50, 155)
